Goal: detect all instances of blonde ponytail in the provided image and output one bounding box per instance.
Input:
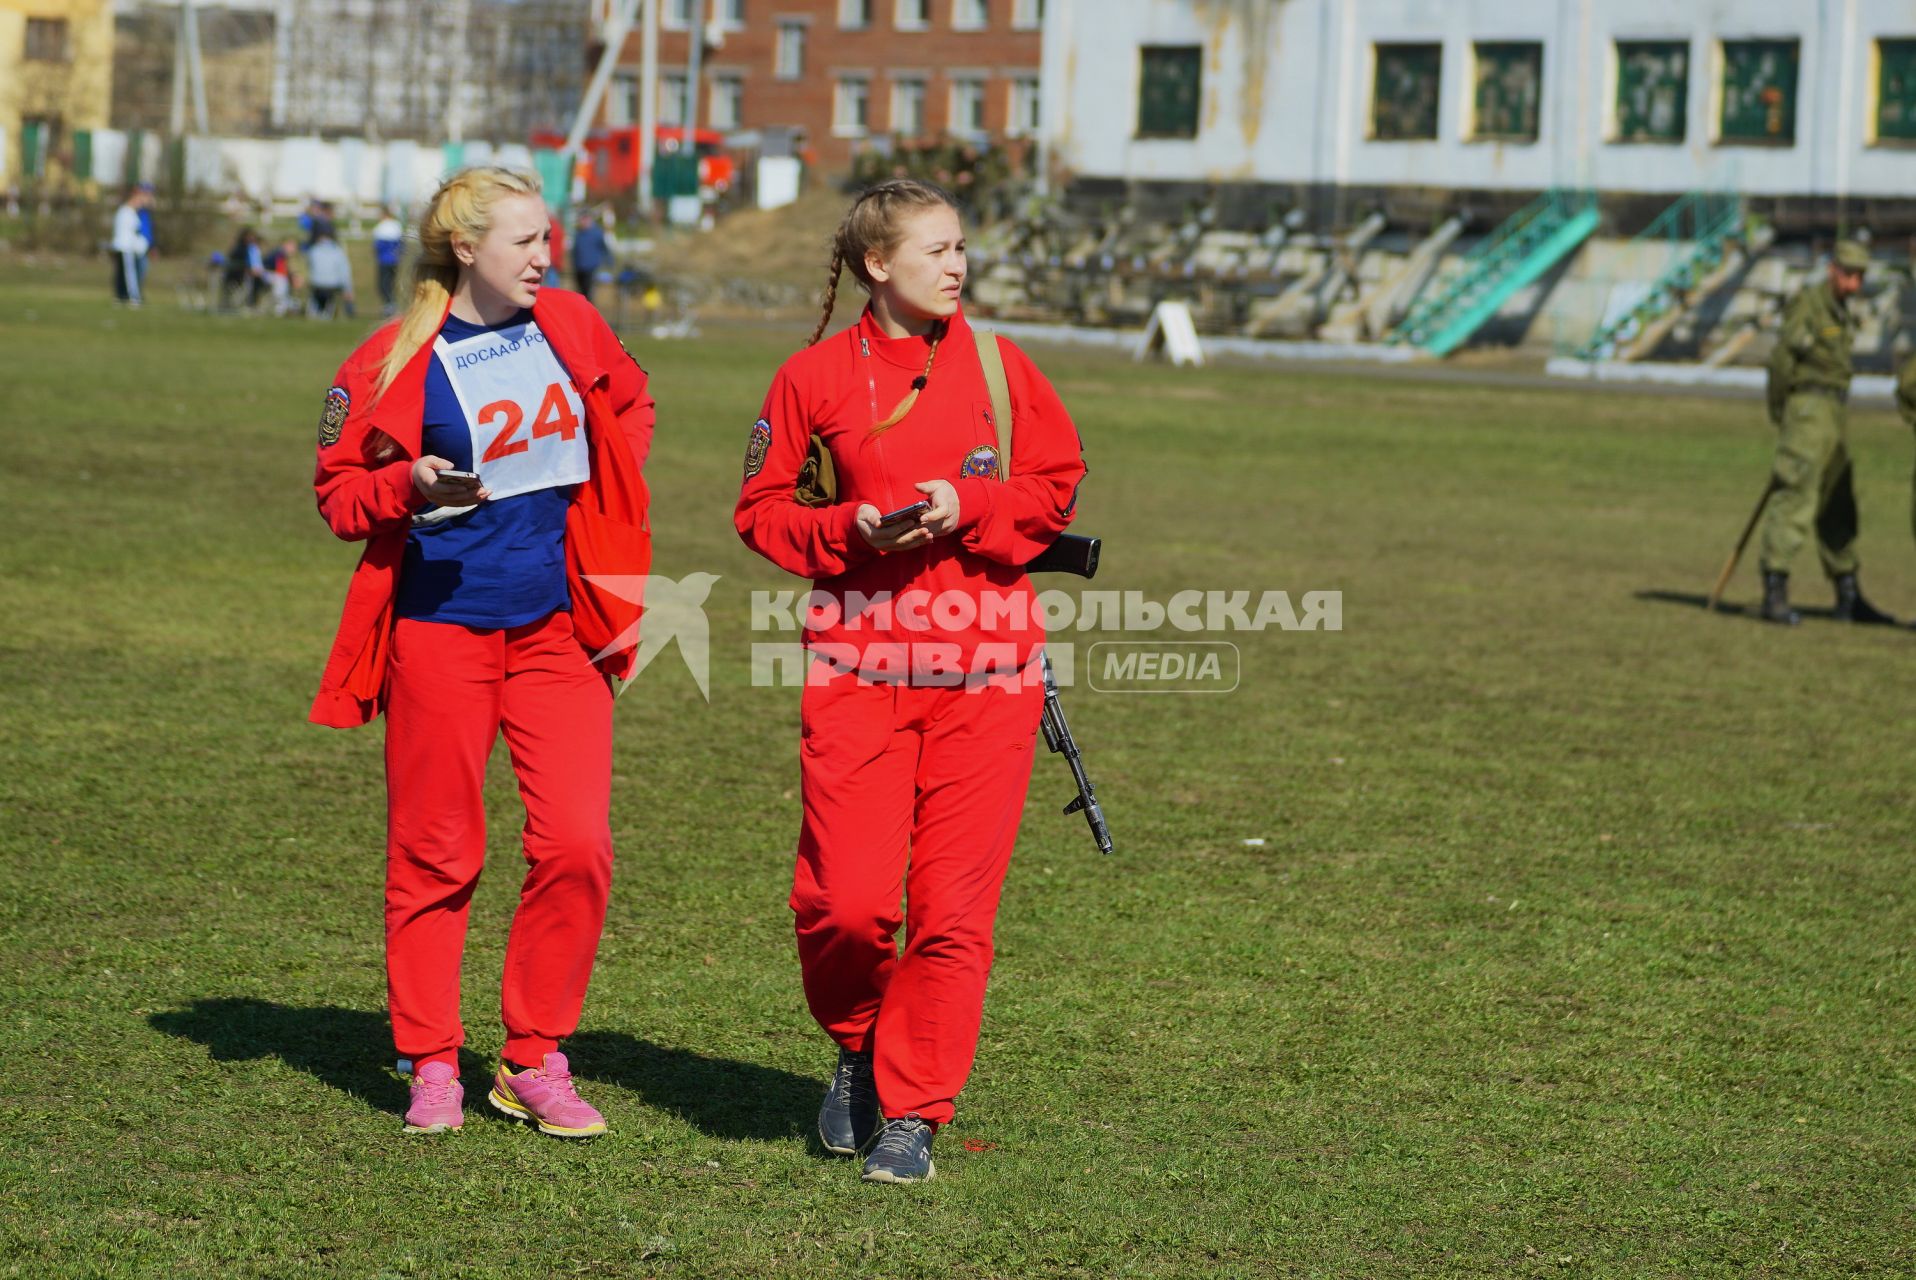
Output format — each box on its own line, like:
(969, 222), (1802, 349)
(373, 164), (544, 402)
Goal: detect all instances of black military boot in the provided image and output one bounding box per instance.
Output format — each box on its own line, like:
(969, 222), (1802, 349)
(1832, 573), (1896, 625)
(1760, 571), (1800, 626)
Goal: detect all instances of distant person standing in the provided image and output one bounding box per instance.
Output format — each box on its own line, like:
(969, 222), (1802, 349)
(571, 209), (609, 304)
(372, 206), (406, 316)
(134, 183), (156, 300)
(221, 227), (267, 310)
(110, 186), (152, 306)
(263, 237), (300, 315)
(306, 229), (356, 318)
(1757, 240), (1894, 626)
(301, 198), (336, 249)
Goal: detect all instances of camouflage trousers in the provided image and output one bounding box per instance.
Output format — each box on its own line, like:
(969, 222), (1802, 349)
(1760, 391), (1860, 578)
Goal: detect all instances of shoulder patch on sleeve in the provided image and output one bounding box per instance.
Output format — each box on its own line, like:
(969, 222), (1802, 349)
(318, 385), (350, 447)
(744, 418), (772, 479)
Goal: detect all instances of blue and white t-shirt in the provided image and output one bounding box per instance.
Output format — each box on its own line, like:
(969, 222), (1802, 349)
(393, 310), (589, 628)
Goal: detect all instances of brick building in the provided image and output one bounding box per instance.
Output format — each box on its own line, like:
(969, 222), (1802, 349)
(599, 0), (1044, 172)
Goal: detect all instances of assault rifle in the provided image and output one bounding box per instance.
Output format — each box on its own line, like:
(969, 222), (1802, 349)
(1026, 534), (1113, 856)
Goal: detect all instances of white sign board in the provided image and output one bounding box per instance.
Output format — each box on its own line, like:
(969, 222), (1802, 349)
(757, 156), (802, 211)
(1136, 301), (1206, 367)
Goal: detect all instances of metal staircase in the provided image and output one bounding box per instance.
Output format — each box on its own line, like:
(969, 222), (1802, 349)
(1567, 192), (1748, 362)
(1390, 189), (1601, 358)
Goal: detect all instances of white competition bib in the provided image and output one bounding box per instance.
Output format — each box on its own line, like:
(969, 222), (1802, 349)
(434, 319), (590, 501)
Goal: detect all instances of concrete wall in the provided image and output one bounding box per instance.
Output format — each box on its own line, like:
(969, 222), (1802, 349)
(1044, 0), (1916, 201)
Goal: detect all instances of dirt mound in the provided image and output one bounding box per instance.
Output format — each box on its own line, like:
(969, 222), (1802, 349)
(670, 185), (846, 290)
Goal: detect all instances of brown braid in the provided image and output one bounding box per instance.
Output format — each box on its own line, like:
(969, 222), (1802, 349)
(808, 246), (845, 347)
(870, 320), (945, 435)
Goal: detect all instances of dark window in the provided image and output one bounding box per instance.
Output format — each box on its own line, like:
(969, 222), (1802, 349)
(1615, 41), (1689, 142)
(25, 17), (69, 62)
(1720, 39), (1798, 145)
(1137, 45), (1202, 139)
(1372, 42), (1442, 140)
(1472, 42), (1543, 142)
(1877, 39), (1916, 142)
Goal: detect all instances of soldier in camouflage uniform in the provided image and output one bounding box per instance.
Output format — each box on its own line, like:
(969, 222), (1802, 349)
(1758, 240), (1895, 626)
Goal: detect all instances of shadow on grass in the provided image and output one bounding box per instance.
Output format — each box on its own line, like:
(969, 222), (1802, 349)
(1634, 588), (1837, 621)
(148, 998), (817, 1141)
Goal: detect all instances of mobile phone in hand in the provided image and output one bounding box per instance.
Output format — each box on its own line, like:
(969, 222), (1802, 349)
(876, 499), (931, 528)
(438, 469), (480, 484)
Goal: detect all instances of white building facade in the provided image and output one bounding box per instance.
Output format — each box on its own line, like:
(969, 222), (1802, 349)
(1041, 0), (1916, 203)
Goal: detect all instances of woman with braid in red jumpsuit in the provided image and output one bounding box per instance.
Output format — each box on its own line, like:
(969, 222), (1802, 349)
(735, 180), (1087, 1184)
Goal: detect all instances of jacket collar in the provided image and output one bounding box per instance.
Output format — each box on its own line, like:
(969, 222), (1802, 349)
(858, 305), (971, 372)
(363, 292), (611, 456)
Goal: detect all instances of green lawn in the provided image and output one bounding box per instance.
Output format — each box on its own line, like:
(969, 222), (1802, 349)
(2, 261), (1912, 1278)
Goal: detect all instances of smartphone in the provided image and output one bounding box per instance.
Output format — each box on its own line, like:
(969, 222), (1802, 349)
(438, 469), (480, 484)
(876, 499), (931, 528)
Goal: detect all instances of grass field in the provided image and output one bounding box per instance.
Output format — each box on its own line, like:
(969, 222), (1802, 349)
(2, 258), (1913, 1278)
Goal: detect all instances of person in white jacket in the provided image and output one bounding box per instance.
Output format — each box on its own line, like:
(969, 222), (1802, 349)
(305, 229), (355, 318)
(111, 187), (152, 306)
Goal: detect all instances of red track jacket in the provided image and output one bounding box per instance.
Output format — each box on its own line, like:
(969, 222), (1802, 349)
(735, 307), (1084, 674)
(309, 289), (653, 728)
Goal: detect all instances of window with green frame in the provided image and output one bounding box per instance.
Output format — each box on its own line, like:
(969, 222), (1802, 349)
(1719, 39), (1798, 144)
(1878, 39), (1916, 142)
(1472, 42), (1542, 142)
(1137, 45), (1202, 139)
(1614, 40), (1688, 142)
(1372, 42), (1442, 140)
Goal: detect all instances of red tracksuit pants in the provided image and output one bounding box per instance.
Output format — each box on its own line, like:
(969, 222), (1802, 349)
(383, 611), (613, 1072)
(792, 663), (1044, 1126)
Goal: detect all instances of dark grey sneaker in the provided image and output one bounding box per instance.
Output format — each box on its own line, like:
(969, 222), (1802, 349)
(860, 1114), (937, 1184)
(818, 1048), (879, 1156)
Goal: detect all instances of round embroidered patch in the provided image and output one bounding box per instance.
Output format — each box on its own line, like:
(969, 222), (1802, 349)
(960, 443), (1001, 479)
(744, 418), (772, 479)
(318, 386), (350, 447)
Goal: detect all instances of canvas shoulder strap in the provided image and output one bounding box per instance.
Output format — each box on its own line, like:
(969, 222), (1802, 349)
(974, 325), (1013, 480)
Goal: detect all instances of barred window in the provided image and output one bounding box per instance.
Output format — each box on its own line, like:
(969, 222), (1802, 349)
(1471, 42), (1543, 143)
(1719, 39), (1798, 145)
(1137, 46), (1201, 139)
(1614, 41), (1688, 142)
(1876, 39), (1916, 142)
(1371, 42), (1441, 141)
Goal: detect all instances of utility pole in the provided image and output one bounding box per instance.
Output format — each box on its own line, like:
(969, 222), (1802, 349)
(169, 0), (210, 135)
(638, 0), (658, 216)
(682, 0), (705, 146)
(566, 0), (641, 153)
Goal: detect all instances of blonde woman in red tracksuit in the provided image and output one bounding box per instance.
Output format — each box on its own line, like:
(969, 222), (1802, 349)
(735, 179), (1087, 1184)
(311, 166), (652, 1137)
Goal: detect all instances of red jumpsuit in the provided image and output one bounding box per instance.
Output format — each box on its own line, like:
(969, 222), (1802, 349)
(735, 307), (1086, 1124)
(311, 289), (653, 1072)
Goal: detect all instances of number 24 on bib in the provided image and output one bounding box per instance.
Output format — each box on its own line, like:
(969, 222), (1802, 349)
(435, 321), (591, 501)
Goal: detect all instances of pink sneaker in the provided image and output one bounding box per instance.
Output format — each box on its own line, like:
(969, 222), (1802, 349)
(403, 1061), (464, 1134)
(487, 1052), (607, 1138)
